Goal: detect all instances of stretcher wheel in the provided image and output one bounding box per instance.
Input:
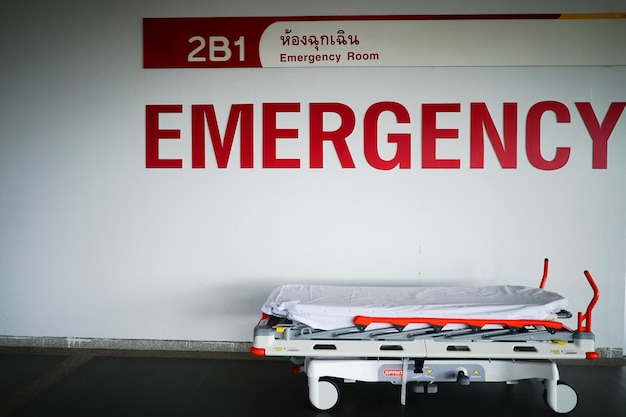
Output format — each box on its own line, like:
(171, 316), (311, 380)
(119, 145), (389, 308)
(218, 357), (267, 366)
(310, 378), (340, 411)
(543, 381), (578, 414)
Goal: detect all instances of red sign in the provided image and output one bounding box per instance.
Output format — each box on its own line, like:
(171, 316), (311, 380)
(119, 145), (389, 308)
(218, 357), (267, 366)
(143, 14), (585, 69)
(143, 14), (625, 68)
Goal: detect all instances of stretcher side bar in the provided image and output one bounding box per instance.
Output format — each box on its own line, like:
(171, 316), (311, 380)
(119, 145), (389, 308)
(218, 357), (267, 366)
(353, 316), (565, 330)
(263, 320), (578, 342)
(285, 325), (401, 340)
(251, 331), (594, 360)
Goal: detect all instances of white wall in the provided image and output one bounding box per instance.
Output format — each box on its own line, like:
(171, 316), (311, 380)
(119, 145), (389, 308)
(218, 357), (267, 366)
(0, 0), (625, 349)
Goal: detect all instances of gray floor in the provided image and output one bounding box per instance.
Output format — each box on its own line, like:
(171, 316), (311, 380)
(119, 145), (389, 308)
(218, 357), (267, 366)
(0, 348), (624, 417)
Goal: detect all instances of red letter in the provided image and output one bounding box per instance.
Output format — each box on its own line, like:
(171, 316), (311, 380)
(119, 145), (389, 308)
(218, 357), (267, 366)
(364, 102), (411, 170)
(263, 103), (300, 168)
(575, 102), (626, 169)
(470, 102), (518, 169)
(191, 104), (253, 168)
(309, 103), (356, 168)
(146, 104), (183, 168)
(422, 103), (461, 169)
(526, 101), (571, 170)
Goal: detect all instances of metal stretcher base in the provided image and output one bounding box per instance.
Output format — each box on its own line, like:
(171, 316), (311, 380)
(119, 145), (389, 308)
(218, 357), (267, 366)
(305, 358), (577, 413)
(253, 315), (594, 413)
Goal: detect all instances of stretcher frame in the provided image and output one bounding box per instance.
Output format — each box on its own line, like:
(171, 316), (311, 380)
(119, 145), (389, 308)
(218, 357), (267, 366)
(250, 259), (599, 414)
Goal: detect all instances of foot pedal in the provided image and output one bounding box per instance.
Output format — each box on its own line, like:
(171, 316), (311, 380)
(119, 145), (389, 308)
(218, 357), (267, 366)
(457, 371), (470, 386)
(411, 383), (425, 393)
(426, 383), (438, 393)
(412, 383), (438, 394)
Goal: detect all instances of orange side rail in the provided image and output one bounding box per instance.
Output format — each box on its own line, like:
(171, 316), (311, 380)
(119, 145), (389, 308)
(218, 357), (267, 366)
(353, 315), (564, 330)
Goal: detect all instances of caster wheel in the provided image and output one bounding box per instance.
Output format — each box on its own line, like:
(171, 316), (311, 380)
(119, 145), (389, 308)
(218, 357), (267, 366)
(544, 381), (578, 414)
(310, 378), (340, 411)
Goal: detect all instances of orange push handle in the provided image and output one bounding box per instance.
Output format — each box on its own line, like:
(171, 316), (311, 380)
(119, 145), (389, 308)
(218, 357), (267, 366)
(539, 258), (549, 289)
(539, 259), (600, 334)
(577, 270), (599, 333)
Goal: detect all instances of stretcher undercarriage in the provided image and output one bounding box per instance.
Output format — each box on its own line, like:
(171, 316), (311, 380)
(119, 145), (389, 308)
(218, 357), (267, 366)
(250, 259), (599, 414)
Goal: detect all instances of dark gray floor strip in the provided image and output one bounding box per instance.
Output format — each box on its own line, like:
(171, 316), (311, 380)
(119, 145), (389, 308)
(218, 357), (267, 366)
(0, 353), (93, 416)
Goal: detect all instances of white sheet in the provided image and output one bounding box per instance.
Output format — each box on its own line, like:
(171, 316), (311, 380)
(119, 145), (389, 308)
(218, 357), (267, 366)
(262, 284), (569, 330)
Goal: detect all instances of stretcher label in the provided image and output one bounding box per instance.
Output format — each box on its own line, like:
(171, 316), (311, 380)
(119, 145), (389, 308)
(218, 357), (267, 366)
(383, 369), (403, 377)
(379, 363), (486, 382)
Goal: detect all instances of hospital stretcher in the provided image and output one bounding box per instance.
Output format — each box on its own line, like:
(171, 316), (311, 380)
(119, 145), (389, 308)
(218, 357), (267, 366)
(250, 259), (599, 414)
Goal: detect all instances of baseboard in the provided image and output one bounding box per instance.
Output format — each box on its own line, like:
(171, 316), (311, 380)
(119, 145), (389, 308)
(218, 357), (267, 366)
(0, 335), (251, 353)
(0, 335), (622, 360)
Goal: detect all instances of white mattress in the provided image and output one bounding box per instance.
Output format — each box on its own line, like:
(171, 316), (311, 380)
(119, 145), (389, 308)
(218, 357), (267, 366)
(262, 284), (569, 330)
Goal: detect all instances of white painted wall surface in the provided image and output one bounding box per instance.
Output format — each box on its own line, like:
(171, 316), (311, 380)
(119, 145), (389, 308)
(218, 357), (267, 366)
(0, 0), (625, 350)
